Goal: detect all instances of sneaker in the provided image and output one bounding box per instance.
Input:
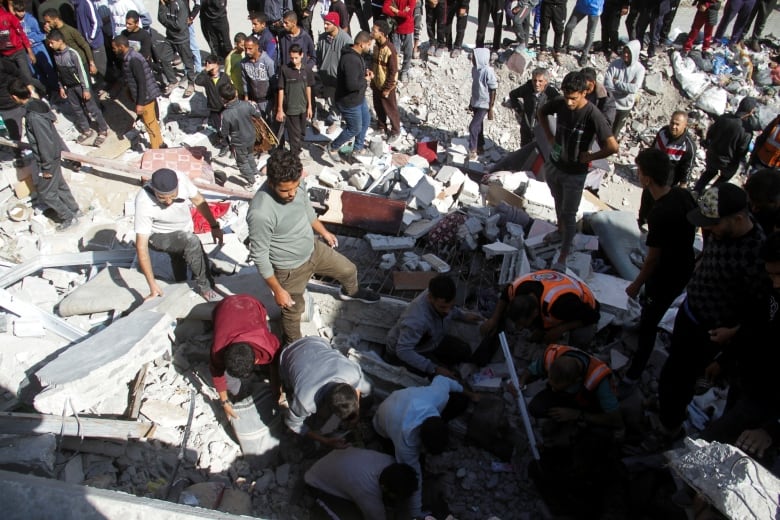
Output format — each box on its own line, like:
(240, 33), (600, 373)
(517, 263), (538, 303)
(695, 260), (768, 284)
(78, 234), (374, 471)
(56, 217), (78, 231)
(387, 133), (402, 146)
(339, 287), (379, 303)
(326, 145), (343, 164)
(200, 288), (224, 302)
(76, 129), (95, 144)
(93, 132), (107, 147)
(468, 151), (478, 160)
(578, 54), (589, 67)
(183, 83), (195, 98)
(450, 48), (462, 58)
(163, 81), (178, 96)
(218, 146), (230, 157)
(352, 147), (372, 158)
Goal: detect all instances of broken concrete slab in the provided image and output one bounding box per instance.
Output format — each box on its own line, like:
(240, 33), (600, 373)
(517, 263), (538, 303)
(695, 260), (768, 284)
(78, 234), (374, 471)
(584, 272), (631, 311)
(0, 469), (254, 519)
(364, 234), (416, 251)
(400, 165), (424, 187)
(347, 348), (428, 399)
(57, 266), (166, 317)
(139, 400), (189, 427)
(667, 438), (780, 520)
(482, 242), (518, 259)
(0, 433), (56, 476)
(34, 310), (175, 415)
(404, 219), (437, 239)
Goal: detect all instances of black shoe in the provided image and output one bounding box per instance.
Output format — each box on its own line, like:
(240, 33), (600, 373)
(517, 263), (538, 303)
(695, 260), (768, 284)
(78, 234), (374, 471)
(13, 157), (25, 168)
(339, 287), (380, 303)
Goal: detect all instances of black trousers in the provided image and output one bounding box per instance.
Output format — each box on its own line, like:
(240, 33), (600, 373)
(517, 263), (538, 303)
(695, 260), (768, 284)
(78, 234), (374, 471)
(37, 159), (79, 222)
(148, 230), (213, 293)
(426, 0), (447, 48)
(625, 281), (686, 381)
(747, 0), (778, 38)
(0, 105), (25, 159)
(658, 303), (721, 430)
(284, 112), (306, 157)
(660, 0), (681, 40)
(346, 0), (372, 32)
(152, 38), (179, 85)
(612, 108), (630, 137)
(201, 16), (232, 58)
(445, 0), (467, 49)
(539, 1), (565, 52)
(476, 0), (503, 51)
(170, 39), (196, 82)
(600, 0), (623, 54)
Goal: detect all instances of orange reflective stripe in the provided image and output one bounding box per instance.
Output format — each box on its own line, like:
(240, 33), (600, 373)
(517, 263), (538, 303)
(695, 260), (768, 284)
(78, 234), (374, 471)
(543, 344), (570, 372)
(583, 363), (611, 391)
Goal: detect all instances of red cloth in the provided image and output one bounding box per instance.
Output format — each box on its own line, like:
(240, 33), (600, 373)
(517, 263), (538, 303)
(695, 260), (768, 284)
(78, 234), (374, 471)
(0, 7), (32, 56)
(190, 202), (231, 233)
(209, 294), (281, 393)
(383, 0), (416, 35)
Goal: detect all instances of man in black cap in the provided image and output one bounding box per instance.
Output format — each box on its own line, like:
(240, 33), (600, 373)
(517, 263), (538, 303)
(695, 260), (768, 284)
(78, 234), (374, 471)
(656, 183), (768, 442)
(693, 97), (759, 194)
(134, 168), (225, 302)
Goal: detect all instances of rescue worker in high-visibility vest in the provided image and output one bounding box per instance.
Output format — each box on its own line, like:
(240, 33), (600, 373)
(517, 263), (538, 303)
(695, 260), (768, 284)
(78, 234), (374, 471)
(481, 269), (600, 346)
(750, 115), (780, 170)
(518, 344), (624, 431)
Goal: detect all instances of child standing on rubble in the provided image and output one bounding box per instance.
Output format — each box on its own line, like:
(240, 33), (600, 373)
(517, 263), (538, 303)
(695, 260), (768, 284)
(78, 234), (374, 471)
(467, 47), (497, 161)
(682, 0), (722, 54)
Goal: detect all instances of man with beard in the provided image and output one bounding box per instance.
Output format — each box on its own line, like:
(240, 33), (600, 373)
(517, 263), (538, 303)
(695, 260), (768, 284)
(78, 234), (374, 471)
(656, 183), (768, 442)
(246, 150), (379, 344)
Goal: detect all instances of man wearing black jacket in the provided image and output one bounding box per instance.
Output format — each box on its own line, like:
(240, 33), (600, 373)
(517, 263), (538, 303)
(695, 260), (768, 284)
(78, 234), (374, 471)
(508, 67), (559, 146)
(158, 0), (195, 97)
(220, 82), (264, 189)
(9, 78), (81, 230)
(582, 67), (616, 127)
(693, 97), (758, 194)
(194, 54), (231, 147)
(326, 31), (373, 164)
(199, 0), (230, 58)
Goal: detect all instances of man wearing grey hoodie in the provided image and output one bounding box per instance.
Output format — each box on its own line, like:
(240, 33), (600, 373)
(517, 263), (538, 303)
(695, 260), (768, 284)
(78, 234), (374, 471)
(468, 47), (497, 159)
(603, 40), (645, 137)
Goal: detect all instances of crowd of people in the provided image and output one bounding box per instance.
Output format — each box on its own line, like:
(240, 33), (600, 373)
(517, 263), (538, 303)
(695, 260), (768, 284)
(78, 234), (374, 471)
(1, 0), (780, 516)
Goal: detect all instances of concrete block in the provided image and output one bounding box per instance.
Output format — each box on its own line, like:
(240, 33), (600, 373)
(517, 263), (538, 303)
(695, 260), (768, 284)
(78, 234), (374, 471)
(449, 138), (469, 153)
(61, 454), (84, 484)
(448, 151), (467, 167)
(364, 234), (416, 251)
(411, 176), (443, 207)
(139, 400), (189, 427)
(421, 253), (450, 273)
(34, 310), (175, 415)
(418, 261), (432, 272)
(484, 214), (501, 241)
(407, 154), (430, 171)
(0, 434), (56, 475)
(435, 165), (460, 184)
(202, 233), (250, 275)
(483, 241), (518, 258)
(402, 209), (421, 226)
(19, 277), (59, 307)
(404, 219), (436, 239)
(459, 177), (480, 204)
(585, 272), (630, 311)
(40, 268), (82, 290)
(442, 169), (466, 197)
(399, 165), (424, 188)
(463, 216), (483, 234)
(348, 171), (371, 190)
(12, 317), (46, 337)
(568, 251), (592, 279)
(379, 253), (396, 270)
(317, 167), (341, 188)
(431, 194), (454, 213)
(610, 349), (629, 371)
(458, 226), (479, 250)
(58, 267), (165, 317)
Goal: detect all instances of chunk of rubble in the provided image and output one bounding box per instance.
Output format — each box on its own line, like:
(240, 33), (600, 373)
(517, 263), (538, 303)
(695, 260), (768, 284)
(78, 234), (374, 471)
(364, 234), (416, 251)
(34, 310), (175, 415)
(421, 253), (450, 273)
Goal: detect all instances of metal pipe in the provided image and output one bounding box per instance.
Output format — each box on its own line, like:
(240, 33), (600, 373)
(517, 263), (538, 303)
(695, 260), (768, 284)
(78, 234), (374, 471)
(499, 331), (540, 461)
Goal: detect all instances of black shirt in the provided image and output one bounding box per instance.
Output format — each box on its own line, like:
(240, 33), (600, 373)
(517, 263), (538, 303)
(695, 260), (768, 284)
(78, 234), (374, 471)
(540, 97), (614, 175)
(645, 187), (697, 294)
(278, 62), (314, 116)
(122, 28), (152, 61)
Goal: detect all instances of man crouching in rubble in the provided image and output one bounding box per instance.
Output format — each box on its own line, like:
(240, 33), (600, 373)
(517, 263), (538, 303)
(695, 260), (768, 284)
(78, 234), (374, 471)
(481, 269), (600, 347)
(209, 294), (281, 419)
(279, 336), (371, 449)
(384, 274), (485, 378)
(134, 168), (224, 302)
(519, 344), (624, 436)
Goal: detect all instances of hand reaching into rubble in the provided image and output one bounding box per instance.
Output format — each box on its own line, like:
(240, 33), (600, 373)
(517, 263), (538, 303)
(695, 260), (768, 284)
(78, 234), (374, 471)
(223, 402), (238, 420)
(144, 281), (164, 301)
(736, 428), (773, 457)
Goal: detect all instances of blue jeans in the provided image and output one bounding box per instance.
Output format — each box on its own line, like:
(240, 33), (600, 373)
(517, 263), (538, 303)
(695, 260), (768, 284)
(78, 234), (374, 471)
(189, 24), (202, 72)
(331, 99), (369, 151)
(544, 161), (587, 259)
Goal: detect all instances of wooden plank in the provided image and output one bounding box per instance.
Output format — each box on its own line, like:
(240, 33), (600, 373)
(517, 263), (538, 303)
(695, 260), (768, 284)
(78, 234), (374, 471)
(392, 271), (437, 290)
(0, 412), (179, 444)
(486, 183), (526, 209)
(310, 187), (406, 234)
(125, 363), (149, 419)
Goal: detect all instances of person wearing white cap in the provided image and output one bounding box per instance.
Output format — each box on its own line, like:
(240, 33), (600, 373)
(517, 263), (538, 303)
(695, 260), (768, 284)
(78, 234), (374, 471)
(134, 168), (225, 302)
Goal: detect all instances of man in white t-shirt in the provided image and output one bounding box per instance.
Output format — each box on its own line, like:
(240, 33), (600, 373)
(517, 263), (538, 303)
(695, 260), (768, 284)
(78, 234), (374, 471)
(134, 168), (224, 301)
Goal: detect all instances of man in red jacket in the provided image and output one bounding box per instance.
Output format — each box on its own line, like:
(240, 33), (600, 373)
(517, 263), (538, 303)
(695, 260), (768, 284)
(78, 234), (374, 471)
(383, 0), (415, 82)
(0, 3), (36, 85)
(209, 294), (281, 419)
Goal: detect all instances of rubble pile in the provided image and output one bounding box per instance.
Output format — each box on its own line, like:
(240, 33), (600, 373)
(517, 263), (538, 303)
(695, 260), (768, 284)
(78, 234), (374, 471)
(1, 25), (780, 520)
